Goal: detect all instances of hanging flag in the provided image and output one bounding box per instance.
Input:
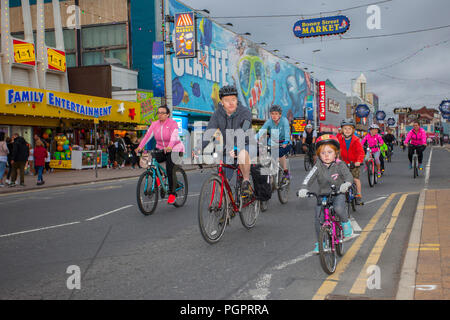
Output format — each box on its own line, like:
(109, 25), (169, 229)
(152, 41), (165, 97)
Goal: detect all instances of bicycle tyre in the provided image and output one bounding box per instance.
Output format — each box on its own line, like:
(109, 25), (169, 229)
(367, 162), (374, 187)
(173, 166), (188, 208)
(136, 171), (159, 216)
(336, 222), (345, 257)
(261, 200), (268, 212)
(239, 180), (260, 229)
(413, 157), (418, 179)
(198, 175), (228, 244)
(277, 167), (289, 204)
(319, 225), (337, 275)
(304, 154), (312, 171)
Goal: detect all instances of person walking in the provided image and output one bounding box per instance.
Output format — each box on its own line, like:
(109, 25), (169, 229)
(107, 141), (116, 169)
(114, 134), (127, 168)
(9, 134), (29, 187)
(33, 139), (47, 185)
(0, 132), (9, 187)
(5, 136), (14, 184)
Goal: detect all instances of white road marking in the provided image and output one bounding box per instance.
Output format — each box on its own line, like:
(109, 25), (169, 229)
(350, 218), (362, 233)
(0, 221), (81, 238)
(249, 273), (272, 300)
(85, 205), (134, 221)
(363, 196), (388, 205)
(424, 148), (433, 186)
(273, 251), (315, 271)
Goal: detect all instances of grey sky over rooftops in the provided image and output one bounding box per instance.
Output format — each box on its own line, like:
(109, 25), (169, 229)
(182, 0), (450, 117)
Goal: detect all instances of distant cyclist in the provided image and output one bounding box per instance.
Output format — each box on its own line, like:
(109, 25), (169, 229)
(404, 120), (427, 170)
(302, 124), (317, 162)
(136, 105), (185, 205)
(336, 118), (365, 205)
(255, 104), (291, 183)
(361, 124), (384, 178)
(383, 128), (396, 152)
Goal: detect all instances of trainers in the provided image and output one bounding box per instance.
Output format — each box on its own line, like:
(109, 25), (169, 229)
(355, 195), (362, 205)
(313, 242), (319, 253)
(241, 180), (253, 198)
(377, 172), (382, 178)
(8, 183), (16, 187)
(167, 194), (176, 205)
(342, 221), (353, 238)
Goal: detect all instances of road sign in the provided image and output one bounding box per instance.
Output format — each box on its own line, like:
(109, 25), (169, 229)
(393, 107), (412, 114)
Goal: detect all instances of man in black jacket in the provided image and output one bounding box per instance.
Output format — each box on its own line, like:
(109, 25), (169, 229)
(9, 134), (29, 187)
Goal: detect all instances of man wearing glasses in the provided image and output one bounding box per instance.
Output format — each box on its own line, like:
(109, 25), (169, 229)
(136, 106), (185, 205)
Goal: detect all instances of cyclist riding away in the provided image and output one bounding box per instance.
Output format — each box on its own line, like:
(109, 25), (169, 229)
(193, 85), (254, 197)
(336, 118), (365, 205)
(136, 105), (185, 205)
(361, 124), (384, 178)
(302, 124), (317, 163)
(404, 120), (427, 170)
(255, 104), (291, 183)
(297, 134), (354, 253)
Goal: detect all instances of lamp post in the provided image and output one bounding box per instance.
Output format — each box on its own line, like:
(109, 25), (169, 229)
(351, 78), (356, 119)
(312, 49), (321, 130)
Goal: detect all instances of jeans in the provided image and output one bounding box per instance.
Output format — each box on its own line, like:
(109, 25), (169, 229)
(36, 166), (44, 182)
(0, 161), (6, 181)
(314, 194), (347, 240)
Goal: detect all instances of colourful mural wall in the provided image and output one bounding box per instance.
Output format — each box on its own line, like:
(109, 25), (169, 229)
(138, 91), (161, 125)
(169, 0), (313, 122)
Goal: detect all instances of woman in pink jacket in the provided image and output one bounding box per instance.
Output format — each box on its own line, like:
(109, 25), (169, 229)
(136, 106), (185, 205)
(404, 120), (427, 170)
(361, 124), (384, 178)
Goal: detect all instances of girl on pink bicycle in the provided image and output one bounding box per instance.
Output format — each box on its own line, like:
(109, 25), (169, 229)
(361, 124), (384, 178)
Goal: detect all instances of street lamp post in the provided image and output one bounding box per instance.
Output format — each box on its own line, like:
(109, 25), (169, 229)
(312, 49), (320, 130)
(351, 78), (356, 119)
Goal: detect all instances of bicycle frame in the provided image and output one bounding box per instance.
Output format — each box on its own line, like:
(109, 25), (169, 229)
(144, 153), (184, 194)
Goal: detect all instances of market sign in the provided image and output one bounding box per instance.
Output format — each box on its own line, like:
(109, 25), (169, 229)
(13, 39), (36, 66)
(393, 107), (412, 114)
(47, 48), (66, 72)
(293, 15), (350, 38)
(439, 100), (450, 114)
(376, 110), (386, 121)
(174, 12), (196, 59)
(387, 117), (396, 126)
(291, 118), (306, 134)
(319, 81), (326, 121)
(355, 104), (370, 118)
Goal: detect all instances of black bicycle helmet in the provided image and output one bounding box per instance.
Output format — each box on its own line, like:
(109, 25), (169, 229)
(340, 118), (355, 128)
(269, 104), (282, 113)
(219, 85), (238, 100)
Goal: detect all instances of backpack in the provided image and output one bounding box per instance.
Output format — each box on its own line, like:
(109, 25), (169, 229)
(250, 164), (272, 201)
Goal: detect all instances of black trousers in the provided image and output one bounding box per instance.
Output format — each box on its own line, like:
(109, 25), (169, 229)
(408, 145), (426, 164)
(153, 150), (177, 195)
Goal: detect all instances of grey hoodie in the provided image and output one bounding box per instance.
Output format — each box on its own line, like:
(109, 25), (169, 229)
(201, 102), (253, 151)
(301, 159), (353, 194)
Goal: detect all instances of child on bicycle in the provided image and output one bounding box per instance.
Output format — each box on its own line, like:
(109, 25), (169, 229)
(297, 134), (354, 253)
(379, 141), (388, 173)
(361, 124), (384, 178)
(336, 118), (365, 205)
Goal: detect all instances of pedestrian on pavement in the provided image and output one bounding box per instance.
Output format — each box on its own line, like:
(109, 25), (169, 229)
(9, 134), (29, 187)
(107, 140), (116, 169)
(114, 134), (127, 168)
(27, 145), (34, 176)
(45, 149), (51, 173)
(130, 134), (141, 169)
(33, 139), (47, 186)
(0, 132), (9, 187)
(5, 136), (14, 184)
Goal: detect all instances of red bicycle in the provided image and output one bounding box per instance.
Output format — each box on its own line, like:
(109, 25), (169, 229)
(198, 158), (260, 244)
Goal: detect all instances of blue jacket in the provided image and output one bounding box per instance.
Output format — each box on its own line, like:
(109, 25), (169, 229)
(255, 117), (291, 146)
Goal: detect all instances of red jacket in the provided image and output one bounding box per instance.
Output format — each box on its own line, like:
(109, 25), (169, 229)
(33, 146), (48, 167)
(337, 133), (365, 164)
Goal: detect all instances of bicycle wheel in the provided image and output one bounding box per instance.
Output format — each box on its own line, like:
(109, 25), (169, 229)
(261, 200), (268, 212)
(367, 162), (375, 187)
(136, 171), (159, 215)
(413, 156), (418, 179)
(198, 175), (228, 244)
(173, 166), (188, 208)
(277, 167), (289, 204)
(239, 180), (260, 229)
(336, 222), (345, 257)
(304, 154), (312, 171)
(319, 224), (337, 275)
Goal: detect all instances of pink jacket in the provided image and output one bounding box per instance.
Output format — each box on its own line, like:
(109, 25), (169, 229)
(138, 118), (185, 152)
(361, 133), (384, 152)
(404, 128), (427, 146)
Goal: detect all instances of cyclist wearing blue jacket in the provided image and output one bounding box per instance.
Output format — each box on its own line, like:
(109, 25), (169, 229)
(255, 105), (292, 182)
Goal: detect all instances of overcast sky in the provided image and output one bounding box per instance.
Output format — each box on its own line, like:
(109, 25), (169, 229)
(181, 0), (450, 118)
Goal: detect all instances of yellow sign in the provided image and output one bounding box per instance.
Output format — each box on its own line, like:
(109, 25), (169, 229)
(0, 84), (141, 124)
(50, 160), (72, 169)
(292, 119), (306, 133)
(47, 48), (66, 72)
(13, 40), (36, 65)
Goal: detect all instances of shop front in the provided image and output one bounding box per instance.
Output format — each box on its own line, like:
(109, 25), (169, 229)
(0, 83), (140, 169)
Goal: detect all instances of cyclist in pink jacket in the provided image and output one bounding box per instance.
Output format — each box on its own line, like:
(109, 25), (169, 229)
(404, 120), (427, 170)
(136, 106), (185, 204)
(361, 124), (384, 178)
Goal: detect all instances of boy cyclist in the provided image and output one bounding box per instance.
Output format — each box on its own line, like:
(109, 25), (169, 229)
(336, 118), (365, 205)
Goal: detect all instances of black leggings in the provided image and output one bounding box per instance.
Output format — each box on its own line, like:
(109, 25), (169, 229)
(153, 150), (179, 195)
(408, 145), (426, 164)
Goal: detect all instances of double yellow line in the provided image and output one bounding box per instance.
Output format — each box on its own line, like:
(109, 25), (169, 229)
(312, 192), (413, 299)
